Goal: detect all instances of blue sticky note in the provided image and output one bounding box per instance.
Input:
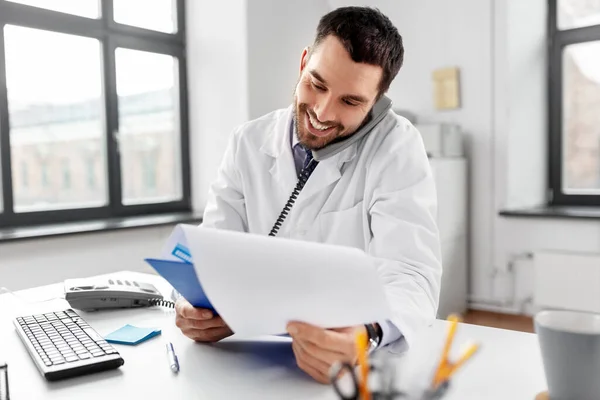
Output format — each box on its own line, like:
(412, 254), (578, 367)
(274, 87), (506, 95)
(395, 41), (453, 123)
(104, 324), (161, 345)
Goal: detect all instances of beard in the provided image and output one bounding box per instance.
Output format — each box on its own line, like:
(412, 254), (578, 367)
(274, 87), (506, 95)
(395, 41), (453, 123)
(292, 93), (371, 151)
(293, 95), (345, 151)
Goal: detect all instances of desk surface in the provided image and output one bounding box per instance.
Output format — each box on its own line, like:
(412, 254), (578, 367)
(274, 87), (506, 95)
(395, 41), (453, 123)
(0, 271), (547, 399)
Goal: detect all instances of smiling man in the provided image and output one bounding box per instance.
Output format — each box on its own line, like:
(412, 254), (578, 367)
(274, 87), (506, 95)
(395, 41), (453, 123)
(175, 7), (442, 384)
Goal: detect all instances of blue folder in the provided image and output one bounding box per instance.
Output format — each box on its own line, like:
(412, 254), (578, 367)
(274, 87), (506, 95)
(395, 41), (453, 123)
(144, 258), (216, 312)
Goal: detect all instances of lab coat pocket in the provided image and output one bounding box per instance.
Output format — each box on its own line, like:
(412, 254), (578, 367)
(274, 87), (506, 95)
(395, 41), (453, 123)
(318, 201), (366, 250)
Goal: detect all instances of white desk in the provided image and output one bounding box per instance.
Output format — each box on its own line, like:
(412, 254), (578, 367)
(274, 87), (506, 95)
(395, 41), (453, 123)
(0, 271), (547, 399)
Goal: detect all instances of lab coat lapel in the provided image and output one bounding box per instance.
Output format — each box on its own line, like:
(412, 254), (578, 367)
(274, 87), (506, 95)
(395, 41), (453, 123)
(297, 143), (358, 202)
(259, 106), (297, 192)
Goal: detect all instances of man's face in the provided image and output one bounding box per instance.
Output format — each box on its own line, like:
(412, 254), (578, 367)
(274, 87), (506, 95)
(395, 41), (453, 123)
(294, 35), (383, 150)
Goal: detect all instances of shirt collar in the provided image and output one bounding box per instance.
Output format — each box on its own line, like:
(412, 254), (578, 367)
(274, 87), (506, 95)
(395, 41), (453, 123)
(290, 118), (300, 149)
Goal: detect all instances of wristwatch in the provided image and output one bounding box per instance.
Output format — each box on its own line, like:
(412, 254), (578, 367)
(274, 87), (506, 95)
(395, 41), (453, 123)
(364, 323), (382, 352)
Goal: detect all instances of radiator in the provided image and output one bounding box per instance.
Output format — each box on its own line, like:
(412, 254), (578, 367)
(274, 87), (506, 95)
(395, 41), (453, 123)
(534, 251), (600, 313)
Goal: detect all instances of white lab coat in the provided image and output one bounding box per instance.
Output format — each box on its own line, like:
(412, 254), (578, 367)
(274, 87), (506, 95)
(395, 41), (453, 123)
(202, 105), (442, 354)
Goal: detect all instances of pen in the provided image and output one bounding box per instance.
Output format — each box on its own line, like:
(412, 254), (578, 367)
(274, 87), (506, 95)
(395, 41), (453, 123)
(166, 342), (179, 373)
(0, 363), (9, 400)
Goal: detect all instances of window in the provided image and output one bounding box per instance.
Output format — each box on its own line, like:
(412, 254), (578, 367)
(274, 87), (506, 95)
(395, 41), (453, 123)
(141, 152), (158, 193)
(0, 0), (190, 228)
(115, 48), (181, 205)
(5, 25), (105, 212)
(61, 159), (71, 190)
(86, 157), (96, 190)
(6, 0), (100, 18)
(20, 161), (27, 189)
(113, 0), (177, 33)
(40, 160), (49, 190)
(549, 0), (600, 205)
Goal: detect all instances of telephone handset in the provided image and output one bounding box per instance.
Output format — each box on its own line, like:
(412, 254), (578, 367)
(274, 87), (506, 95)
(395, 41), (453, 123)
(312, 95), (392, 162)
(268, 95), (392, 237)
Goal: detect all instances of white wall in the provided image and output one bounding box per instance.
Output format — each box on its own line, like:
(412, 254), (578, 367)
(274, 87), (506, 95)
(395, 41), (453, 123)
(246, 0), (329, 119)
(186, 0), (249, 211)
(0, 227), (172, 291)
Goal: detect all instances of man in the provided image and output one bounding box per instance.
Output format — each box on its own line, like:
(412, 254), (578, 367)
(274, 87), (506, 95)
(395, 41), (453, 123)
(175, 6), (442, 384)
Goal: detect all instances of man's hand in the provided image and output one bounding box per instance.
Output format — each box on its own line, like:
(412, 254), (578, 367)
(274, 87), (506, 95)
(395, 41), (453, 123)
(287, 321), (366, 384)
(175, 298), (233, 343)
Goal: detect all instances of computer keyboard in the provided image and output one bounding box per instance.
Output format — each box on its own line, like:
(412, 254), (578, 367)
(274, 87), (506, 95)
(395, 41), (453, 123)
(13, 309), (124, 381)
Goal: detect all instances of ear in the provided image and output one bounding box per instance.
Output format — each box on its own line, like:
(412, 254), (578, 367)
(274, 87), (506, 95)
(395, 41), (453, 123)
(299, 47), (310, 74)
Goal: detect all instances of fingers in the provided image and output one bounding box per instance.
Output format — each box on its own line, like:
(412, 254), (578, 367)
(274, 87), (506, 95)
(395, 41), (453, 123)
(287, 322), (355, 355)
(295, 336), (352, 367)
(176, 314), (227, 330)
(175, 299), (213, 320)
(292, 341), (331, 384)
(182, 326), (233, 343)
(174, 299), (232, 343)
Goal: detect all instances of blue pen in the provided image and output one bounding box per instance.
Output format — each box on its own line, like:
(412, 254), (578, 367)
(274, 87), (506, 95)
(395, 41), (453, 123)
(166, 342), (179, 373)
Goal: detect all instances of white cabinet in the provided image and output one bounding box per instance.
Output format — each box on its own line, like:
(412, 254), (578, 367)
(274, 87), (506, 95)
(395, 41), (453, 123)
(429, 158), (468, 318)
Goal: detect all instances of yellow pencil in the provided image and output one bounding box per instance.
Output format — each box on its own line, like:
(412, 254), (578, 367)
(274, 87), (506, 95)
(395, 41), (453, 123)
(356, 330), (371, 400)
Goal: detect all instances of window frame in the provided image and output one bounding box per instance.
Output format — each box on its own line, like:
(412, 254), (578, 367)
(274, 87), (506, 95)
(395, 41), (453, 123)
(548, 0), (600, 206)
(0, 0), (191, 228)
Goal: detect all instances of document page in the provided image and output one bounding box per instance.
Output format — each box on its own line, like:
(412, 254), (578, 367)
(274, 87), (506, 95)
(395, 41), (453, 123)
(180, 225), (391, 336)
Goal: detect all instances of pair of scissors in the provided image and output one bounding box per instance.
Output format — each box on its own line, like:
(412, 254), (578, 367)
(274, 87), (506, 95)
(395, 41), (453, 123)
(330, 360), (408, 400)
(330, 362), (360, 400)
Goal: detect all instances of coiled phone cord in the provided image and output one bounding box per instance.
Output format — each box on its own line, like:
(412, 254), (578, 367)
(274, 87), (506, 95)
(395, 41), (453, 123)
(268, 158), (319, 237)
(148, 298), (176, 308)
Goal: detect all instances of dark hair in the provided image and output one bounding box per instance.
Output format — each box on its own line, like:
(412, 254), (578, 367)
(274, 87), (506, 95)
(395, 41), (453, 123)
(313, 7), (404, 97)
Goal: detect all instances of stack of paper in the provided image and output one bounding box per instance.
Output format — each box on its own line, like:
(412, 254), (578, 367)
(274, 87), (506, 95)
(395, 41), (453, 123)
(145, 224), (390, 336)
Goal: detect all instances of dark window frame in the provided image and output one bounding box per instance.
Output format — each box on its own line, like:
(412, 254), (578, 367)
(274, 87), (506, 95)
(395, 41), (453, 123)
(548, 0), (600, 206)
(0, 0), (191, 228)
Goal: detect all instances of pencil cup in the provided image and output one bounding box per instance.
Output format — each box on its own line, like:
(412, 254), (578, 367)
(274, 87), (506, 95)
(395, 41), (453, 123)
(534, 310), (600, 400)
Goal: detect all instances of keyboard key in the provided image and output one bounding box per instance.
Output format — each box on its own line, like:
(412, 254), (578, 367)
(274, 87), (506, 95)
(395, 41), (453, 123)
(103, 348), (117, 354)
(83, 328), (103, 342)
(44, 361), (53, 366)
(78, 353), (92, 359)
(91, 351), (105, 357)
(65, 356), (79, 363)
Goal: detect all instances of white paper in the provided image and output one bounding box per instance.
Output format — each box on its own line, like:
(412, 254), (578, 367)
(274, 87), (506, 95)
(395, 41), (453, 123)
(179, 225), (391, 336)
(160, 225), (190, 261)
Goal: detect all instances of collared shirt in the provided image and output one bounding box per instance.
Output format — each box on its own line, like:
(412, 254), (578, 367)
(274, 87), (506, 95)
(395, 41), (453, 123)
(288, 121), (401, 349)
(290, 123), (309, 177)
